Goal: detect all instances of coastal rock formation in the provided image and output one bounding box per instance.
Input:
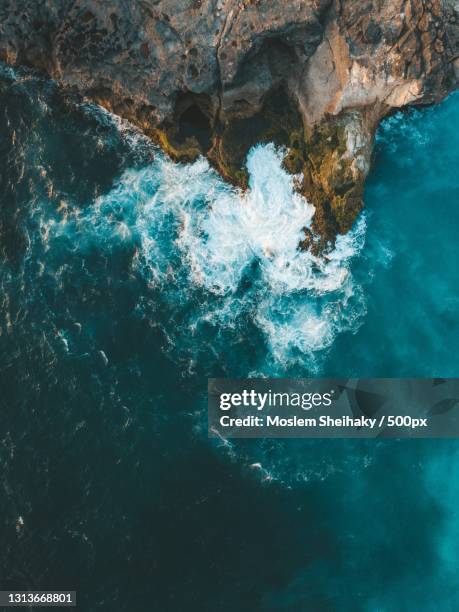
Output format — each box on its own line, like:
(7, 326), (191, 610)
(1, 0), (458, 250)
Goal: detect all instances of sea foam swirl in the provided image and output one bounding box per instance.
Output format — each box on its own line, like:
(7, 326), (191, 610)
(13, 88), (368, 373)
(62, 133), (367, 373)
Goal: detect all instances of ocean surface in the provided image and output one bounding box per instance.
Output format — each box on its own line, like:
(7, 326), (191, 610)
(1, 63), (459, 611)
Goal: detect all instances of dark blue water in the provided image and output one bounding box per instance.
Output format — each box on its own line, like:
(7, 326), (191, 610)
(1, 64), (459, 611)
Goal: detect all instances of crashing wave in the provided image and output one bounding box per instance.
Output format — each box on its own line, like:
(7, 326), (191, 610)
(60, 139), (367, 372)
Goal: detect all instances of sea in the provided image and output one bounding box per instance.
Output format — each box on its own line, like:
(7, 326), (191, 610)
(1, 63), (459, 611)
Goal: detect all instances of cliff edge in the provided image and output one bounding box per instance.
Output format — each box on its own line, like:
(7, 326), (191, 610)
(1, 0), (458, 250)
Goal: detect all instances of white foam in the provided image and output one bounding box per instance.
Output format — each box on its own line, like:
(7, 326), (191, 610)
(173, 145), (360, 298)
(139, 144), (366, 368)
(47, 140), (367, 370)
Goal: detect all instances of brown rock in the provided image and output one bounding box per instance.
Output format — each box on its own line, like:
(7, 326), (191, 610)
(0, 0), (458, 248)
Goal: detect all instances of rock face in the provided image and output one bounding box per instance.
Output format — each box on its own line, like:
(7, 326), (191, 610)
(1, 0), (458, 250)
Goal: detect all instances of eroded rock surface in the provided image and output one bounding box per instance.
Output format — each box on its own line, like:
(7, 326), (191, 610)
(1, 0), (458, 249)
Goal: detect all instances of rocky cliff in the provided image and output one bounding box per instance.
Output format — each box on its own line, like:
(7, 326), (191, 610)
(1, 0), (458, 250)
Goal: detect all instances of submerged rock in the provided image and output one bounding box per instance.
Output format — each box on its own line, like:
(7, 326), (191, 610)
(1, 0), (457, 249)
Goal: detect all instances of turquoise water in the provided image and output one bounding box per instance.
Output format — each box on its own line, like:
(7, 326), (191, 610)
(330, 98), (459, 377)
(1, 64), (459, 610)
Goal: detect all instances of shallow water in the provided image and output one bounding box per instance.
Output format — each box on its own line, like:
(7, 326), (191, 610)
(1, 64), (459, 611)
